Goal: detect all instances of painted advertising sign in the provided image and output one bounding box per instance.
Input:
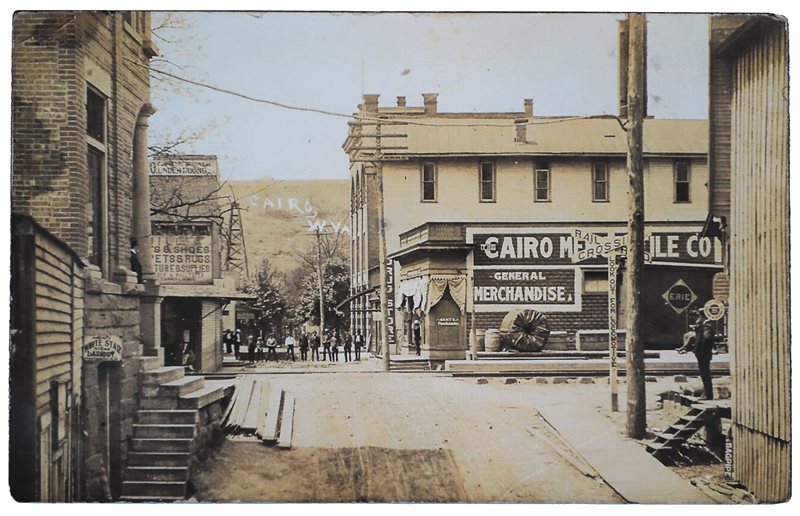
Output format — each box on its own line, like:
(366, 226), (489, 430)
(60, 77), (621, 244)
(149, 156), (218, 176)
(469, 228), (722, 266)
(436, 317), (460, 327)
(152, 223), (213, 284)
(662, 279), (698, 314)
(385, 258), (396, 346)
(472, 267), (580, 312)
(84, 335), (123, 361)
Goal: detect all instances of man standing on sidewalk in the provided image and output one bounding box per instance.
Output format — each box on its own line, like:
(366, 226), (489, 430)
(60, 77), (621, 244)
(299, 332), (309, 361)
(265, 334), (278, 362)
(310, 331), (320, 361)
(285, 333), (297, 362)
(354, 330), (364, 361)
(223, 329), (233, 354)
(234, 328), (242, 360)
(343, 332), (352, 362)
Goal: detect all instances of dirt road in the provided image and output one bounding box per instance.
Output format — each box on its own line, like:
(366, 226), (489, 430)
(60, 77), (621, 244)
(192, 373), (623, 503)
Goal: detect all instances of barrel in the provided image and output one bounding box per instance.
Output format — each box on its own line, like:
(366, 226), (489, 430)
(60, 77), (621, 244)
(476, 329), (486, 352)
(485, 329), (502, 352)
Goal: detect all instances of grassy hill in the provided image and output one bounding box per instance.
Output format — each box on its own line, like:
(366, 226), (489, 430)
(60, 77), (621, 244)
(227, 178), (350, 276)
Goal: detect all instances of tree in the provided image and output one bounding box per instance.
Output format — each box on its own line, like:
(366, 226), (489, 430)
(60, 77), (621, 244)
(292, 229), (351, 337)
(243, 258), (288, 339)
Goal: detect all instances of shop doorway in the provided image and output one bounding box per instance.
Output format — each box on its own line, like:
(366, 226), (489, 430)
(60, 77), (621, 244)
(161, 299), (202, 369)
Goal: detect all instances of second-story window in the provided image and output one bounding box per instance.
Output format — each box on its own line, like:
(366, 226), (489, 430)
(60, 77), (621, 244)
(479, 162), (496, 202)
(86, 85), (108, 273)
(421, 162), (437, 202)
(86, 88), (106, 143)
(534, 167), (550, 202)
(674, 161), (691, 202)
(592, 162), (609, 202)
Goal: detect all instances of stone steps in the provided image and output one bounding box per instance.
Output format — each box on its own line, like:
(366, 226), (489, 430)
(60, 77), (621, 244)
(178, 384), (226, 409)
(127, 452), (191, 468)
(160, 376), (206, 397)
(142, 366), (185, 386)
(130, 437), (194, 453)
(125, 466), (190, 482)
(120, 480), (187, 499)
(137, 409), (198, 425)
(120, 361), (232, 502)
(132, 423), (197, 439)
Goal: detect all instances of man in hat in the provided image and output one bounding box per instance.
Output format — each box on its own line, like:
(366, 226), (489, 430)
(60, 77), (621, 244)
(677, 309), (717, 400)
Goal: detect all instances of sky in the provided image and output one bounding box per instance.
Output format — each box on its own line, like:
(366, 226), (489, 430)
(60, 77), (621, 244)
(148, 12), (710, 182)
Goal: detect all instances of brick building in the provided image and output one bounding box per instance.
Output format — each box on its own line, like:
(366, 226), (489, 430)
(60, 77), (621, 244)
(149, 155), (250, 372)
(11, 12), (232, 502)
(344, 93), (716, 360)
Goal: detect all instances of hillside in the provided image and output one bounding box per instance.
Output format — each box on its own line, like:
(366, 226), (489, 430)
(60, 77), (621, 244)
(227, 178), (350, 276)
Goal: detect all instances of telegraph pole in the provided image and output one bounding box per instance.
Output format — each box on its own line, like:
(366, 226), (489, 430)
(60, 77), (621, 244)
(624, 12), (647, 439)
(315, 227), (326, 343)
(375, 122), (391, 372)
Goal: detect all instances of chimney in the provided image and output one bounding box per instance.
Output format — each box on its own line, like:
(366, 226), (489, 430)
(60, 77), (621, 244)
(524, 99), (534, 116)
(362, 94), (380, 115)
(514, 118), (527, 144)
(422, 93), (438, 115)
(397, 96), (407, 107)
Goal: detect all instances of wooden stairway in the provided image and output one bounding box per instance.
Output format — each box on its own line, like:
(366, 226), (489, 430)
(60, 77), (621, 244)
(646, 400), (731, 461)
(120, 354), (229, 502)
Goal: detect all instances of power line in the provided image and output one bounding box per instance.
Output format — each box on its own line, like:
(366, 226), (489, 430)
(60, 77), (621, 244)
(133, 57), (623, 129)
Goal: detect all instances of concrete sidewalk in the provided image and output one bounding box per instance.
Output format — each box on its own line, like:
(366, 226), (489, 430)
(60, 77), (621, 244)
(533, 391), (716, 504)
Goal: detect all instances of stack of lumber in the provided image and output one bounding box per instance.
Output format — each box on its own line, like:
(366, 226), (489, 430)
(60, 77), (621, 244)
(222, 376), (295, 448)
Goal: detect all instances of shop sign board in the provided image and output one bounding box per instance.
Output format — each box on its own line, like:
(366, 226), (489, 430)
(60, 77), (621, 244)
(150, 156), (218, 176)
(472, 267), (580, 312)
(152, 223), (213, 284)
(385, 258), (396, 346)
(470, 229), (721, 266)
(436, 317), (460, 327)
(84, 335), (123, 361)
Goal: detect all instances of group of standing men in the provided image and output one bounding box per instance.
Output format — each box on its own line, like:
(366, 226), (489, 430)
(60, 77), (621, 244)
(222, 328), (368, 364)
(297, 330), (365, 362)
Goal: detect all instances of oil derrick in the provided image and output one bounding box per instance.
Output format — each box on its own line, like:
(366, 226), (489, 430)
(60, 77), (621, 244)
(222, 186), (249, 280)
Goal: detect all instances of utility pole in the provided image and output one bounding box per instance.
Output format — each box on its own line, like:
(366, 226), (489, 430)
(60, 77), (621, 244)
(315, 227), (326, 343)
(624, 12), (647, 439)
(375, 122), (391, 372)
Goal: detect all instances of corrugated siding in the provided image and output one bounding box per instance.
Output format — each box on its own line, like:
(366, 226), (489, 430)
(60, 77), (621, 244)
(728, 21), (790, 503)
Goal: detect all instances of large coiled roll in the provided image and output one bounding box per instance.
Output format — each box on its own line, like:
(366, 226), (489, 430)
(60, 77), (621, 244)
(499, 309), (550, 352)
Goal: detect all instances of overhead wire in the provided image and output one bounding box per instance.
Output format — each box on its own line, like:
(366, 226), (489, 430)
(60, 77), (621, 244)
(133, 57), (624, 129)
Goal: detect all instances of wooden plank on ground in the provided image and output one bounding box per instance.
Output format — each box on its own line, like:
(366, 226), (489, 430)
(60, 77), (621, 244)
(260, 388), (284, 444)
(277, 393), (295, 449)
(242, 378), (266, 431)
(222, 376), (242, 424)
(252, 381), (272, 437)
(231, 376), (255, 432)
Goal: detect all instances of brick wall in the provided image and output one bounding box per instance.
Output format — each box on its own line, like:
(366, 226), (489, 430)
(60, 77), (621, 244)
(12, 12), (155, 501)
(12, 12), (152, 276)
(475, 294), (609, 350)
